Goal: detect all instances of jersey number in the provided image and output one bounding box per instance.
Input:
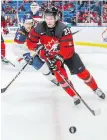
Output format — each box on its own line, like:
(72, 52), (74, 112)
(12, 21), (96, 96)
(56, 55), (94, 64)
(64, 28), (71, 35)
(16, 34), (20, 40)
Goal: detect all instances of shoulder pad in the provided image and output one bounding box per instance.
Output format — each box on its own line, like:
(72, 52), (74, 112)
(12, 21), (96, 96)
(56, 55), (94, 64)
(55, 22), (66, 38)
(34, 22), (44, 34)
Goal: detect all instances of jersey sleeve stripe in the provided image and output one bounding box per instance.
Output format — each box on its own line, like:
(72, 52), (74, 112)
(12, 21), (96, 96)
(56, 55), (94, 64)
(60, 38), (73, 42)
(14, 39), (25, 44)
(30, 33), (40, 39)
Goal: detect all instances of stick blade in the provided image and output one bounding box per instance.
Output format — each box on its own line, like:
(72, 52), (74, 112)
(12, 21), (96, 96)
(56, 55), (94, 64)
(1, 88), (6, 93)
(92, 108), (101, 116)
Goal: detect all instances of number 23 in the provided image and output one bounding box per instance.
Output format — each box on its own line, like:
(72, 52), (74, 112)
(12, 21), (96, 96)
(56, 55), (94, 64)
(64, 28), (71, 35)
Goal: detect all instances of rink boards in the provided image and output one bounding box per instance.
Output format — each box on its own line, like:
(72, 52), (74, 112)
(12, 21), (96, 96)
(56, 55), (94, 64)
(2, 26), (107, 48)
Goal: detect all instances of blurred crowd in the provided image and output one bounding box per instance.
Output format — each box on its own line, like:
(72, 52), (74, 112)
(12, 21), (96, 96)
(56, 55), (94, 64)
(1, 0), (107, 27)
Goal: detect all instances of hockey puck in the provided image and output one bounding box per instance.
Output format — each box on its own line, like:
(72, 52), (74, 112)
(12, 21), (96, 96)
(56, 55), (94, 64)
(69, 126), (76, 134)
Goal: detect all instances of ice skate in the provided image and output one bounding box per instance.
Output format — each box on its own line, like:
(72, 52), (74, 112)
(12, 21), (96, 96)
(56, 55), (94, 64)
(1, 57), (9, 64)
(51, 78), (59, 86)
(94, 88), (105, 99)
(73, 95), (81, 105)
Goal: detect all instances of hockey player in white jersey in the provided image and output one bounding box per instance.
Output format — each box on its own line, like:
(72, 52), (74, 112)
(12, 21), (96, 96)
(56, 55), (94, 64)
(12, 14), (59, 86)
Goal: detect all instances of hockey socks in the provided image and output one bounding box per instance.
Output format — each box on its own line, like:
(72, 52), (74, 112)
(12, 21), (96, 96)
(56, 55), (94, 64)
(77, 69), (98, 90)
(54, 68), (76, 97)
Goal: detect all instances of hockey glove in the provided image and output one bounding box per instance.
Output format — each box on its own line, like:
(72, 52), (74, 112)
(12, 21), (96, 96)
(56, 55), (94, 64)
(35, 44), (48, 60)
(23, 53), (33, 65)
(35, 44), (44, 54)
(48, 54), (64, 71)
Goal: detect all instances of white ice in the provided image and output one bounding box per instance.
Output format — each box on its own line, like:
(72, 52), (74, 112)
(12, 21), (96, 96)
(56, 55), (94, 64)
(1, 44), (107, 140)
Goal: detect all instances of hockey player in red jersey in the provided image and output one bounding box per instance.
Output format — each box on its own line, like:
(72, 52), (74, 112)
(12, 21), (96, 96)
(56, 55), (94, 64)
(26, 7), (105, 105)
(12, 14), (59, 86)
(1, 15), (9, 64)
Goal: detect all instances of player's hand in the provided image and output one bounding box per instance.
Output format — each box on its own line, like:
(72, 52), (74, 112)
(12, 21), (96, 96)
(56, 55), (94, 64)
(35, 44), (44, 54)
(23, 53), (33, 65)
(48, 54), (64, 71)
(35, 44), (47, 60)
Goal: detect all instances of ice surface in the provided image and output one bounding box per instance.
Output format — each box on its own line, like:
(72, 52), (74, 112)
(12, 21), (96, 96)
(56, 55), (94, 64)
(1, 44), (107, 140)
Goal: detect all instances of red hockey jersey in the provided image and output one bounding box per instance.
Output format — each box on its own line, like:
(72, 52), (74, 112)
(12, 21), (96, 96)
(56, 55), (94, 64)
(26, 21), (75, 60)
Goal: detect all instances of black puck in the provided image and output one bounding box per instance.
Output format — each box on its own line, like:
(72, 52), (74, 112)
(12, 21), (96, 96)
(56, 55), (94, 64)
(69, 126), (76, 134)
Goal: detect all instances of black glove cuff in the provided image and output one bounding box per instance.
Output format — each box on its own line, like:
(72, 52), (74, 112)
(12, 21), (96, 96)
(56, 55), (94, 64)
(34, 44), (44, 54)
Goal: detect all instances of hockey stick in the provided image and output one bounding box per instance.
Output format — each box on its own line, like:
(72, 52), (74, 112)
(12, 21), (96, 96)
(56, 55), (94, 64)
(43, 47), (101, 116)
(1, 62), (28, 93)
(45, 57), (101, 116)
(1, 50), (40, 93)
(72, 29), (82, 35)
(56, 71), (101, 116)
(1, 55), (15, 67)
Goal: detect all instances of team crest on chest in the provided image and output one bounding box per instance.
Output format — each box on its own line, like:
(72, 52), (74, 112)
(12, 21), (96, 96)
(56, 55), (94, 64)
(44, 39), (59, 52)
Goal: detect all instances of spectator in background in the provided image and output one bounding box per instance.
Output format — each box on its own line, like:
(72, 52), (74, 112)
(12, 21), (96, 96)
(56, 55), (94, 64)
(11, 6), (16, 14)
(103, 4), (107, 23)
(4, 3), (11, 14)
(2, 4), (5, 15)
(92, 1), (101, 16)
(5, 15), (18, 27)
(25, 2), (42, 23)
(27, 2), (40, 17)
(1, 0), (106, 27)
(4, 2), (16, 14)
(23, 0), (33, 3)
(40, 1), (48, 11)
(3, 0), (12, 3)
(8, 18), (14, 26)
(13, 15), (18, 26)
(18, 3), (26, 12)
(5, 15), (11, 26)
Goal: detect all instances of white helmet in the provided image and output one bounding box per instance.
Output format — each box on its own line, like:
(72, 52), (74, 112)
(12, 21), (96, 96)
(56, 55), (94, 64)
(30, 2), (40, 14)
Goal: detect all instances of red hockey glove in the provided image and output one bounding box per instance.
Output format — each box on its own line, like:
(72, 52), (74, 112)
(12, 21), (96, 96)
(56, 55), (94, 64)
(39, 49), (47, 60)
(35, 44), (44, 54)
(3, 28), (9, 34)
(48, 54), (64, 71)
